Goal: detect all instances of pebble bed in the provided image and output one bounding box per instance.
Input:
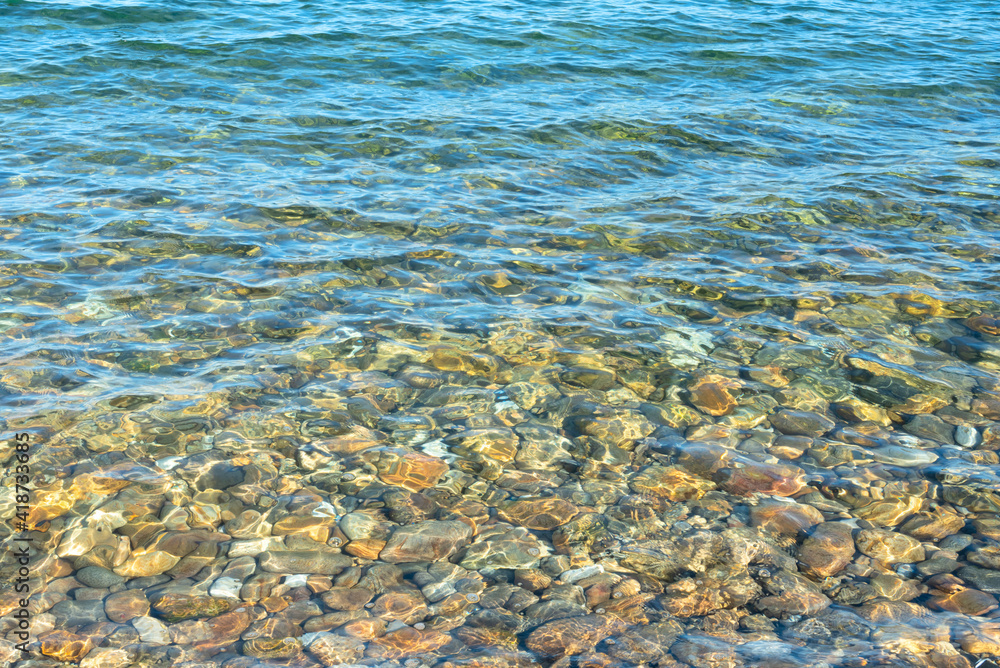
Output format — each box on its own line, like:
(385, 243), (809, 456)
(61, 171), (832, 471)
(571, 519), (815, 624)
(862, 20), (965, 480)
(2, 300), (1000, 668)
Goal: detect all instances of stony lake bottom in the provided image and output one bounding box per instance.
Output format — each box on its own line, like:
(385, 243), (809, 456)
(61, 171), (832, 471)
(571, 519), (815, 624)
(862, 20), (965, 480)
(1, 0), (1000, 667)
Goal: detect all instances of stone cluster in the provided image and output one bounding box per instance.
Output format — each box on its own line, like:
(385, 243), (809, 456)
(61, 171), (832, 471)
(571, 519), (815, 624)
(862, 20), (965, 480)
(1, 297), (1000, 668)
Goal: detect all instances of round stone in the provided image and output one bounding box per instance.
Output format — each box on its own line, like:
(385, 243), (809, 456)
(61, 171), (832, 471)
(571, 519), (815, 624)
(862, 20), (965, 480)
(769, 409), (835, 436)
(798, 522), (856, 577)
(498, 498), (580, 530)
(686, 376), (738, 417)
(76, 565), (125, 589)
(379, 520), (473, 564)
(855, 529), (925, 564)
(526, 614), (625, 657)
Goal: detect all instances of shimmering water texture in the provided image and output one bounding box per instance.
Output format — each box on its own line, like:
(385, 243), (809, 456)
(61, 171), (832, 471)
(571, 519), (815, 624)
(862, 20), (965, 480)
(2, 0), (1000, 666)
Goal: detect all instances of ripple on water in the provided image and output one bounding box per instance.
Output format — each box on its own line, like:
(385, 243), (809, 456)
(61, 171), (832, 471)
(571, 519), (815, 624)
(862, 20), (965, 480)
(2, 0), (1000, 665)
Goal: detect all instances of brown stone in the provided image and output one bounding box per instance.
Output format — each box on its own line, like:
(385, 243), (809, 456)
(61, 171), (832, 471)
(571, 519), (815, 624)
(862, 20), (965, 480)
(243, 637), (303, 659)
(150, 593), (235, 622)
(687, 376), (738, 417)
(370, 590), (429, 625)
(972, 395), (1000, 420)
(756, 570), (830, 617)
(79, 648), (131, 668)
(244, 613), (303, 641)
(769, 409), (835, 436)
(40, 630), (94, 662)
(855, 529), (925, 564)
(526, 615), (626, 657)
(340, 618), (386, 640)
(271, 516), (335, 543)
(260, 596), (289, 613)
(899, 511), (965, 541)
(600, 592), (655, 625)
(630, 466), (716, 502)
(871, 574), (920, 602)
(379, 520), (472, 563)
(716, 460), (804, 497)
(853, 496), (923, 528)
(319, 426), (384, 454)
(258, 550), (352, 575)
(344, 538), (387, 560)
(432, 591), (478, 617)
(856, 600), (927, 624)
(113, 549), (179, 578)
(798, 522), (855, 577)
(893, 394), (949, 415)
(445, 428), (519, 462)
(973, 518), (1000, 541)
(515, 569), (553, 592)
(308, 632), (366, 666)
(104, 589), (150, 623)
(675, 442), (735, 475)
(454, 626), (519, 651)
(498, 497), (580, 530)
(959, 627), (1000, 656)
(832, 399), (891, 425)
(320, 587), (373, 611)
(749, 499), (823, 536)
(660, 574), (757, 618)
(365, 626), (451, 659)
(197, 608), (253, 648)
(303, 610), (366, 633)
(966, 314), (1000, 336)
(928, 588), (998, 616)
(378, 451), (449, 491)
(981, 425), (1000, 451)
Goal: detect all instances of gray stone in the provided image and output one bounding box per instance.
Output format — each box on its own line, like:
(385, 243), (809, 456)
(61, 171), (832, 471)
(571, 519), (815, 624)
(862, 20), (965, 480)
(459, 528), (545, 571)
(956, 566), (1000, 594)
(76, 566), (126, 589)
(523, 599), (588, 624)
(259, 550), (351, 575)
(50, 599), (108, 627)
(955, 424), (980, 448)
(870, 445), (938, 467)
(938, 534), (973, 552)
(770, 410), (835, 437)
(902, 414), (955, 444)
(560, 366), (617, 391)
(126, 575), (170, 589)
(514, 423), (574, 469)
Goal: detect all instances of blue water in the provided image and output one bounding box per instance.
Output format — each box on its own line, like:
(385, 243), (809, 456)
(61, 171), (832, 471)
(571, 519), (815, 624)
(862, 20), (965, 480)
(3, 0), (1000, 665)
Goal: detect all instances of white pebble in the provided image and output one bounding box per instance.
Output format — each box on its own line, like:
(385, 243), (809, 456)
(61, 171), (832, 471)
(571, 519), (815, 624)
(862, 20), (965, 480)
(955, 424), (980, 448)
(561, 564), (604, 584)
(209, 576), (242, 599)
(283, 574), (309, 587)
(132, 616), (170, 645)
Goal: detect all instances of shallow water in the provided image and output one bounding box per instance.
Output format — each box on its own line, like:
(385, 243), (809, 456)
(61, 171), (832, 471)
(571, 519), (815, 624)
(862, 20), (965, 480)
(2, 0), (1000, 666)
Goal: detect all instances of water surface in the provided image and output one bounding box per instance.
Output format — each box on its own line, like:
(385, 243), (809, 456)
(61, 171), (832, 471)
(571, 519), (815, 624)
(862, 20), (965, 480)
(2, 0), (1000, 666)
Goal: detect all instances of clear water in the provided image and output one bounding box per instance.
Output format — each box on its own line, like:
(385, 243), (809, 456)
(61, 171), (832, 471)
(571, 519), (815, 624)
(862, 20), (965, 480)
(2, 0), (1000, 665)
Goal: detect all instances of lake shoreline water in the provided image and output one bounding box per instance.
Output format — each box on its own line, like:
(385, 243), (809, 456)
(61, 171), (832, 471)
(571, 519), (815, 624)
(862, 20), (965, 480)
(1, 0), (1000, 665)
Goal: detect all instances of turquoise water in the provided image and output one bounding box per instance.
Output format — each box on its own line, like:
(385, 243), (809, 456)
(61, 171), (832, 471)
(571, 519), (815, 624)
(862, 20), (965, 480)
(3, 0), (1000, 666)
(3, 0), (999, 403)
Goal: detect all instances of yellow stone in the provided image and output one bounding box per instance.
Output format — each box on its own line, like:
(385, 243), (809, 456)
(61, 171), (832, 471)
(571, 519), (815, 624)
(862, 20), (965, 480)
(113, 549), (180, 578)
(630, 466), (716, 502)
(272, 516), (334, 543)
(81, 648), (132, 668)
(41, 630), (94, 662)
(960, 628), (1000, 656)
(318, 426), (384, 454)
(894, 394), (949, 415)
